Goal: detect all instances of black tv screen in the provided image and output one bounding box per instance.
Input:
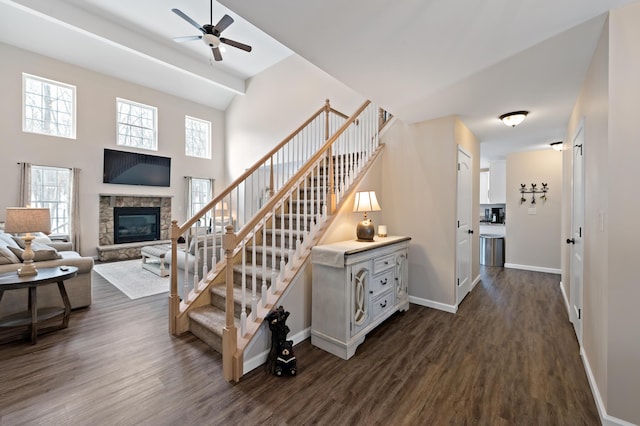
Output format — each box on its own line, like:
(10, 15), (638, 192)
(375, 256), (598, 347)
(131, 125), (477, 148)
(103, 149), (171, 187)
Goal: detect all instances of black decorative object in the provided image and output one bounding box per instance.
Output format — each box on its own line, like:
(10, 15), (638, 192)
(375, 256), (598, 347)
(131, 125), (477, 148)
(519, 182), (549, 205)
(265, 306), (297, 376)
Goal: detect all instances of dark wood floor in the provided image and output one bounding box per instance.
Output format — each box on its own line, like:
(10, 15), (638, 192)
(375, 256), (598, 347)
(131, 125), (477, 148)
(0, 266), (599, 425)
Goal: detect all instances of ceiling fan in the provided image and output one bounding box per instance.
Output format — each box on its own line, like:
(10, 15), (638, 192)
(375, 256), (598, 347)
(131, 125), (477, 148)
(171, 1), (252, 62)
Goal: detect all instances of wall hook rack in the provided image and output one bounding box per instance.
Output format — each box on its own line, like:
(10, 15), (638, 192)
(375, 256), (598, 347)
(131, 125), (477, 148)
(519, 182), (548, 204)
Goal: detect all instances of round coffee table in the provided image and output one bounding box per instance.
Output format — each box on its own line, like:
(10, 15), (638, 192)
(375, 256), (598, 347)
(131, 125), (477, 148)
(0, 266), (78, 344)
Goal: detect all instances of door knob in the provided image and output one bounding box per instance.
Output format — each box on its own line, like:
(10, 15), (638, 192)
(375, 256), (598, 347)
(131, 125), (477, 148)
(566, 238), (575, 244)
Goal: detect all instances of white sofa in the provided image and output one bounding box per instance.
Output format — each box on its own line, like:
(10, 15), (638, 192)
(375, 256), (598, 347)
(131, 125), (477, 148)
(0, 233), (93, 317)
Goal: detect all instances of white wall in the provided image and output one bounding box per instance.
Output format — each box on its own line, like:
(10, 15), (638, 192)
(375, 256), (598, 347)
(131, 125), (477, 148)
(225, 54), (365, 182)
(381, 116), (480, 309)
(564, 12), (610, 417)
(505, 150), (562, 272)
(0, 42), (226, 257)
(606, 3), (640, 423)
(564, 4), (640, 424)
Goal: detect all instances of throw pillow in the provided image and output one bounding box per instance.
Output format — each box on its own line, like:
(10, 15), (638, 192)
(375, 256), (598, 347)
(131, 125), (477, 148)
(0, 233), (20, 248)
(8, 243), (62, 262)
(11, 235), (26, 249)
(0, 245), (20, 264)
(33, 232), (53, 245)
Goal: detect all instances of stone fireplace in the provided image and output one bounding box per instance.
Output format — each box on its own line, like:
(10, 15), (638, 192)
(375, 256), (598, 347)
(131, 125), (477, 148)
(98, 195), (172, 261)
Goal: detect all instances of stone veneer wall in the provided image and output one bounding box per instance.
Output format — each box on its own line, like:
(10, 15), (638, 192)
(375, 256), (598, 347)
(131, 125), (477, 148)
(98, 195), (172, 245)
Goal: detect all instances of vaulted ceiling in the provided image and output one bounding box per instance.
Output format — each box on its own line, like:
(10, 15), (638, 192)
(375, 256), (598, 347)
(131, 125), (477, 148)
(1, 0), (635, 165)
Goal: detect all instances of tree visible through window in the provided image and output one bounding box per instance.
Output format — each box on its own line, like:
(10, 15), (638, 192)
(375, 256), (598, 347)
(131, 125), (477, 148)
(191, 178), (212, 223)
(185, 116), (211, 159)
(31, 166), (71, 236)
(117, 98), (157, 150)
(23, 73), (76, 139)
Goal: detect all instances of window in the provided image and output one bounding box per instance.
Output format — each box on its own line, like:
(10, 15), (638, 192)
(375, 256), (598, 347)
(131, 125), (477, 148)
(190, 178), (213, 221)
(185, 116), (211, 159)
(23, 73), (76, 139)
(116, 98), (157, 150)
(30, 166), (71, 236)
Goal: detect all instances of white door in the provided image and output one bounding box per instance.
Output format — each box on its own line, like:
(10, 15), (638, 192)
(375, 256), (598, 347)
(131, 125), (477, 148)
(456, 148), (473, 305)
(568, 121), (585, 344)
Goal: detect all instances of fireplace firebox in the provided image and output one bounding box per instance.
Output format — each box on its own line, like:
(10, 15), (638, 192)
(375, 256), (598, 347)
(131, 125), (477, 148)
(113, 207), (160, 244)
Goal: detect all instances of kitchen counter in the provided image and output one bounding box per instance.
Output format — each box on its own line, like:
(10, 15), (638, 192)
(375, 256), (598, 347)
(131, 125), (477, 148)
(480, 222), (506, 236)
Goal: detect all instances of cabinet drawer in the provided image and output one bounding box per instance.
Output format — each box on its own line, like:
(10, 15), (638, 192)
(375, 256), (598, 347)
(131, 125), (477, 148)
(373, 254), (395, 274)
(370, 269), (394, 296)
(371, 289), (395, 319)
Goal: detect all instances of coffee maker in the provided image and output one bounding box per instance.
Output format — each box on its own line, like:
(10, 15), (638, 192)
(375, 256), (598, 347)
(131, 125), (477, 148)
(490, 207), (505, 223)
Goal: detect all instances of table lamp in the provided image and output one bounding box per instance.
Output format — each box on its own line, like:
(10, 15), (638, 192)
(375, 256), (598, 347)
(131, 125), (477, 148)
(353, 191), (381, 242)
(4, 207), (51, 277)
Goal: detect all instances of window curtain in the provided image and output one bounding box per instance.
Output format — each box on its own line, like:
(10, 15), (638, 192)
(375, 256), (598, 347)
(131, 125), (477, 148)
(18, 162), (31, 207)
(185, 176), (194, 217)
(70, 168), (81, 252)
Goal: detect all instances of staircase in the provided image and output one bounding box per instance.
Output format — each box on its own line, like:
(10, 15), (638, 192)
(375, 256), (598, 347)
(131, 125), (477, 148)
(186, 158), (348, 353)
(167, 99), (389, 381)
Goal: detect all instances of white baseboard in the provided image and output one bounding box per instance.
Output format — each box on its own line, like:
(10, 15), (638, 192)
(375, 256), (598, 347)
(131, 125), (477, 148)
(504, 263), (561, 274)
(409, 295), (457, 314)
(580, 347), (637, 426)
(559, 281), (570, 317)
(471, 274), (480, 290)
(243, 327), (310, 374)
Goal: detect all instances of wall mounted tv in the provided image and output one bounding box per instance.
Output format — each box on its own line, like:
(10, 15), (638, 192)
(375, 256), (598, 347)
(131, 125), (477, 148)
(103, 149), (171, 187)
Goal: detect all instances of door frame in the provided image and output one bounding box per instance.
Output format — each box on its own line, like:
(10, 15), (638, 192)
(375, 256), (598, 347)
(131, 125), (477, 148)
(456, 146), (473, 305)
(569, 119), (585, 345)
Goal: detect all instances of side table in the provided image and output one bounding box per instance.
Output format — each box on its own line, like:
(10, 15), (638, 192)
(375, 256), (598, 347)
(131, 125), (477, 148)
(0, 266), (78, 344)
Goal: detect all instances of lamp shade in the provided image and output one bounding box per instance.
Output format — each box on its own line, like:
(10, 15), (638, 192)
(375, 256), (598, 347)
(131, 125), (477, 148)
(499, 111), (528, 127)
(353, 191), (381, 213)
(4, 207), (51, 234)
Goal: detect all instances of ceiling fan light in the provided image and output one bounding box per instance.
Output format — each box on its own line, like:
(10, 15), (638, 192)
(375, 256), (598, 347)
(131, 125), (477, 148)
(203, 34), (220, 47)
(499, 110), (529, 127)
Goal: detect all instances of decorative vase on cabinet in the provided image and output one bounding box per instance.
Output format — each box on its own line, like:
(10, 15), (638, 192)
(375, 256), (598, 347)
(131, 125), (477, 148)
(310, 236), (410, 359)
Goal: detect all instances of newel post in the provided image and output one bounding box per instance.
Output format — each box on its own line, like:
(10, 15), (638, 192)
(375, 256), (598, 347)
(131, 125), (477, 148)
(169, 220), (180, 335)
(222, 224), (239, 381)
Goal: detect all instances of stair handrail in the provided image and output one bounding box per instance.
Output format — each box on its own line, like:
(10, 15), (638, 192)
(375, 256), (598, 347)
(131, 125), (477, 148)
(229, 100), (370, 243)
(169, 100), (349, 332)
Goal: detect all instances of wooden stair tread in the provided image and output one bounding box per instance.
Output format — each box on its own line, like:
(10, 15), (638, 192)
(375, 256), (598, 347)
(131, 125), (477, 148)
(210, 283), (262, 302)
(188, 305), (239, 334)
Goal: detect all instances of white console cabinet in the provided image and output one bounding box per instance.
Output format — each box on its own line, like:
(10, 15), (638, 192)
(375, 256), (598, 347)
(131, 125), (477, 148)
(311, 236), (410, 359)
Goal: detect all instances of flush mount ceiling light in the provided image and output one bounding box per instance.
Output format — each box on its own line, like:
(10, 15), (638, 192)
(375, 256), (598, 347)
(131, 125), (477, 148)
(550, 141), (563, 151)
(499, 111), (529, 127)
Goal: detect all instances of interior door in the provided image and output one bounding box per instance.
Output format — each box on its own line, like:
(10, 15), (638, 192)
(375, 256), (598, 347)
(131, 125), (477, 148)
(456, 147), (473, 305)
(568, 121), (585, 344)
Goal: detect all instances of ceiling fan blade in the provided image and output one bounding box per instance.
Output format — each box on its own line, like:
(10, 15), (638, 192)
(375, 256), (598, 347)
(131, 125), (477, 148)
(212, 47), (223, 61)
(172, 35), (202, 43)
(214, 14), (234, 33)
(172, 8), (205, 33)
(220, 37), (252, 52)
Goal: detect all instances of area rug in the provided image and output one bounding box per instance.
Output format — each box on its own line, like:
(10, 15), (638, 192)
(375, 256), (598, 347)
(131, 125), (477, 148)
(94, 259), (169, 299)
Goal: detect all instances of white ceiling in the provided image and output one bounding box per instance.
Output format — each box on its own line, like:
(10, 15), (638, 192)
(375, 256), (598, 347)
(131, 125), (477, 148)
(1, 0), (635, 166)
